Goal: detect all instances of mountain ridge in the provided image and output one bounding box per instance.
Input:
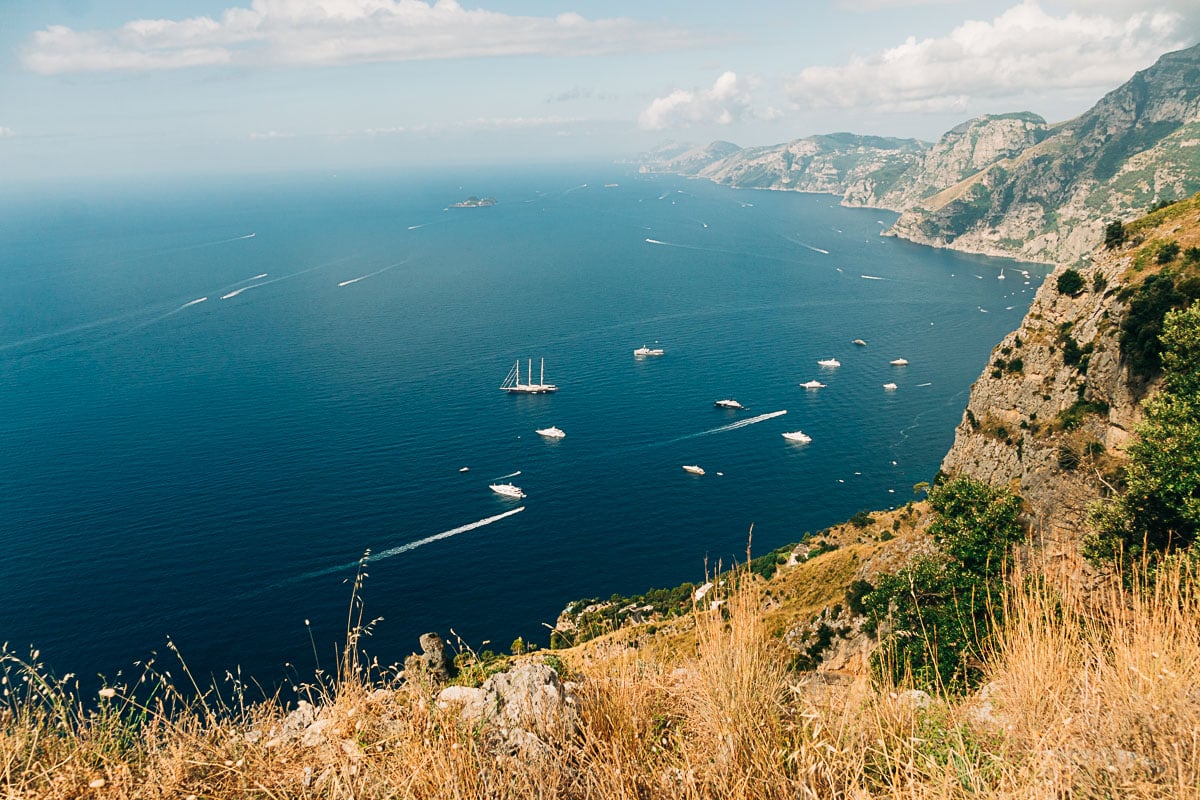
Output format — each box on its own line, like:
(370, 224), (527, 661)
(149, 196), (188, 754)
(640, 42), (1200, 266)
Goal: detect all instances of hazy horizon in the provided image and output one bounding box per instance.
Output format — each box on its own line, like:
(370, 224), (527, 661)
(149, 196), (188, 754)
(1, 1), (1197, 180)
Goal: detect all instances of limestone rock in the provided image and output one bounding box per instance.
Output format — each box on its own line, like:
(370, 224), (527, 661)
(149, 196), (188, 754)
(418, 632), (454, 683)
(437, 663), (580, 756)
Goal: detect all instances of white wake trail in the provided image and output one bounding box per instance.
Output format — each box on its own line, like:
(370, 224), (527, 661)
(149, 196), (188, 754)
(338, 261), (402, 288)
(367, 508), (525, 564)
(245, 508), (526, 597)
(492, 471), (521, 481)
(665, 410), (787, 445)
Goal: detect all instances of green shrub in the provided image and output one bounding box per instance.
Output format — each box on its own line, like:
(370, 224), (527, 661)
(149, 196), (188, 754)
(1104, 220), (1125, 249)
(864, 478), (1023, 692)
(849, 510), (874, 529)
(1057, 269), (1084, 295)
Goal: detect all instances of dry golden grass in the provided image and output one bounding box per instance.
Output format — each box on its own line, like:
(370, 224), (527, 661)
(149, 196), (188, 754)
(4, 556), (1200, 799)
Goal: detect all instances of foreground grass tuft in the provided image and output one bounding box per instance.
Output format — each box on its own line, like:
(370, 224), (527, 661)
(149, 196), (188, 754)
(4, 556), (1200, 798)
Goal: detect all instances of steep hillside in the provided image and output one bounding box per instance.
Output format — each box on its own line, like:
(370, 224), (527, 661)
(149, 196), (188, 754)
(640, 133), (928, 206)
(940, 194), (1200, 566)
(892, 43), (1200, 264)
(866, 112), (1049, 210)
(643, 44), (1200, 267)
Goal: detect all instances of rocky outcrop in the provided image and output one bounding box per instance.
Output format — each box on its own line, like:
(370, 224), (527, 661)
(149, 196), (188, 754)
(437, 663), (580, 758)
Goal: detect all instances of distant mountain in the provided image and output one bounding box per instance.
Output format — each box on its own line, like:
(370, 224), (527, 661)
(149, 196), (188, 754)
(644, 43), (1200, 265)
(640, 133), (928, 205)
(892, 43), (1200, 263)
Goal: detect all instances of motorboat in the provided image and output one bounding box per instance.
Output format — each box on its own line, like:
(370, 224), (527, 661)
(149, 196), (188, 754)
(799, 380), (826, 389)
(714, 399), (745, 409)
(883, 382), (898, 391)
(852, 339), (867, 346)
(782, 431), (812, 444)
(889, 358), (909, 366)
(489, 483), (526, 499)
(817, 358), (841, 368)
(634, 344), (665, 357)
(682, 465), (705, 475)
(535, 426), (565, 439)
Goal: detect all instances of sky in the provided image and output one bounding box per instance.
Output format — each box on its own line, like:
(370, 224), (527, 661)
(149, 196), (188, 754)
(0, 0), (1196, 181)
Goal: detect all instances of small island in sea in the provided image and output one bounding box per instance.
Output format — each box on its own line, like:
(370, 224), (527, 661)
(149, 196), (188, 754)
(448, 195), (496, 208)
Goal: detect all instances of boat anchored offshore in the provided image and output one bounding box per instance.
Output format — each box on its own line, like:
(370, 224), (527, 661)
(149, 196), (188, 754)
(682, 465), (705, 475)
(817, 358), (841, 368)
(782, 431), (812, 444)
(852, 339), (867, 346)
(535, 426), (565, 439)
(714, 399), (745, 409)
(634, 344), (664, 357)
(883, 382), (898, 391)
(889, 358), (909, 366)
(489, 483), (526, 499)
(800, 380), (826, 389)
(500, 358), (558, 394)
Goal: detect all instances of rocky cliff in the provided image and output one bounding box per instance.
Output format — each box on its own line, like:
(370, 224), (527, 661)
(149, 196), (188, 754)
(939, 195), (1200, 566)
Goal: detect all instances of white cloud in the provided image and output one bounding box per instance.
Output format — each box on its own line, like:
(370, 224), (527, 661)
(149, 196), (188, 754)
(0, 127), (14, 137)
(21, 0), (698, 75)
(639, 71), (771, 131)
(787, 0), (1188, 114)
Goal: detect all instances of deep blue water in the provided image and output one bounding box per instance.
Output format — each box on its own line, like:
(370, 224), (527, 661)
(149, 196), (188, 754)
(0, 165), (1045, 685)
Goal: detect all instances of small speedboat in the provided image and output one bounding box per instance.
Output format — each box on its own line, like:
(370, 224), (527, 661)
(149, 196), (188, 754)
(682, 465), (705, 475)
(634, 345), (665, 357)
(535, 426), (565, 439)
(852, 339), (867, 346)
(889, 358), (909, 366)
(489, 483), (526, 499)
(883, 382), (898, 391)
(817, 358), (841, 368)
(800, 380), (826, 389)
(714, 399), (745, 410)
(782, 431), (812, 444)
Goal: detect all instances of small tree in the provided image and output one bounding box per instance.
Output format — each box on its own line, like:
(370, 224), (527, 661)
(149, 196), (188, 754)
(1088, 301), (1200, 563)
(1057, 268), (1084, 296)
(1104, 219), (1125, 249)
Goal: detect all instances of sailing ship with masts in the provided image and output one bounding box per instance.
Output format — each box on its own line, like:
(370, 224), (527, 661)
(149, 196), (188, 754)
(500, 358), (558, 394)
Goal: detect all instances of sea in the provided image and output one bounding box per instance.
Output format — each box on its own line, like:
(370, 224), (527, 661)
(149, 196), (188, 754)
(0, 164), (1045, 687)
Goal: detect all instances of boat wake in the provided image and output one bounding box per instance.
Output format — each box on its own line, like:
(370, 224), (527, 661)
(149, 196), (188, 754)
(338, 261), (403, 288)
(784, 236), (829, 254)
(860, 274), (884, 281)
(666, 410), (787, 445)
(244, 508), (526, 596)
(492, 471), (521, 481)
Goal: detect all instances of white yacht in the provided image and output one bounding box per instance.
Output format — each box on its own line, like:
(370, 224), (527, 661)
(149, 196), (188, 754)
(714, 399), (745, 409)
(852, 339), (867, 346)
(535, 426), (565, 439)
(817, 358), (841, 368)
(889, 358), (909, 366)
(489, 483), (526, 499)
(883, 382), (898, 391)
(800, 380), (826, 389)
(500, 358), (558, 394)
(634, 344), (665, 357)
(782, 431), (812, 444)
(682, 465), (705, 475)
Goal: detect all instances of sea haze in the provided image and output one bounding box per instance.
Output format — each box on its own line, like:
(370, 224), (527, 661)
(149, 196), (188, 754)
(0, 165), (1045, 685)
